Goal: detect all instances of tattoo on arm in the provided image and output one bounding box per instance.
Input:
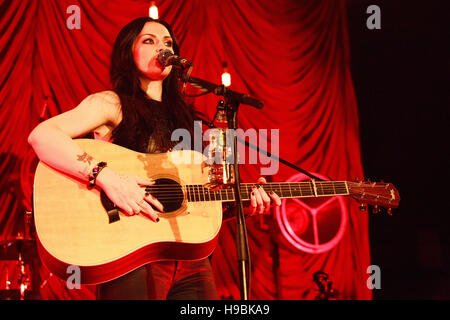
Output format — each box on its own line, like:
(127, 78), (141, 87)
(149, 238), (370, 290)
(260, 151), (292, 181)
(77, 152), (94, 179)
(77, 152), (94, 165)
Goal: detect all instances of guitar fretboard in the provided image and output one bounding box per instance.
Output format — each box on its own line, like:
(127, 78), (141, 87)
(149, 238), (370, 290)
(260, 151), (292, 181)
(184, 181), (349, 202)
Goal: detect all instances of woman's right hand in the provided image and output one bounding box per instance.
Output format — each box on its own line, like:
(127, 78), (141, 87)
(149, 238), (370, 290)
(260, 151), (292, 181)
(96, 167), (163, 222)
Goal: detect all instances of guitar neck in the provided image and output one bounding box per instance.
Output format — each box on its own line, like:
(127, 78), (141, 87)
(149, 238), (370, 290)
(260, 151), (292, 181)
(183, 181), (350, 203)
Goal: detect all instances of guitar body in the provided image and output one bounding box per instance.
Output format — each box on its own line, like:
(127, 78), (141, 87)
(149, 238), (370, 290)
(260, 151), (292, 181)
(33, 139), (222, 284)
(33, 139), (400, 285)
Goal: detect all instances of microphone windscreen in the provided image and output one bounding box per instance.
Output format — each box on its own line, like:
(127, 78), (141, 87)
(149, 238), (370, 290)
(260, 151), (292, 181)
(157, 49), (174, 67)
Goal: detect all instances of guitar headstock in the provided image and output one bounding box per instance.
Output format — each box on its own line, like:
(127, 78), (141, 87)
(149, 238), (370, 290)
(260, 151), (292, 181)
(348, 180), (400, 215)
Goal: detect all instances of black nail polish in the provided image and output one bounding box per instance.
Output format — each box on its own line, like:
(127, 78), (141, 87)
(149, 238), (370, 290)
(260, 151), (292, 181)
(156, 217), (160, 222)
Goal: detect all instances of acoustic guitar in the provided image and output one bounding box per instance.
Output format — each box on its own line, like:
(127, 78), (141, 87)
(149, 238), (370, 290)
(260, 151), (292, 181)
(33, 139), (400, 284)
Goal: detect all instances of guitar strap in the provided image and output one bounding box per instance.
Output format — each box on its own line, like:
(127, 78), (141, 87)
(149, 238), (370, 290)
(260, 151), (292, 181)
(100, 190), (120, 223)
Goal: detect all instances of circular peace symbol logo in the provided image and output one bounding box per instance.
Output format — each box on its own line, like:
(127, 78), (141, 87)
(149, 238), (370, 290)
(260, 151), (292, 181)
(274, 172), (348, 254)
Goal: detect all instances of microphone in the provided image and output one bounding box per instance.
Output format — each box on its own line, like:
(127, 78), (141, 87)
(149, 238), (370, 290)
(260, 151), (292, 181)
(158, 49), (193, 69)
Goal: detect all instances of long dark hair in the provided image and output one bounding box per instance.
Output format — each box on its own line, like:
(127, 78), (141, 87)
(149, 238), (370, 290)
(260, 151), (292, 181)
(110, 17), (196, 153)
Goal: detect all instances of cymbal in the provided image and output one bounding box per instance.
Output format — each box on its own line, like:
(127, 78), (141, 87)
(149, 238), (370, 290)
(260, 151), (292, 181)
(0, 239), (37, 262)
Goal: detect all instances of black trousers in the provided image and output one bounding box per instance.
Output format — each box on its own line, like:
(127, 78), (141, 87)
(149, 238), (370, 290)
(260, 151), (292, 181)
(97, 258), (218, 300)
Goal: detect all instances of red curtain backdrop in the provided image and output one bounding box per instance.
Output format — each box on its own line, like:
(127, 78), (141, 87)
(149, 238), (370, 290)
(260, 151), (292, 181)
(0, 0), (371, 299)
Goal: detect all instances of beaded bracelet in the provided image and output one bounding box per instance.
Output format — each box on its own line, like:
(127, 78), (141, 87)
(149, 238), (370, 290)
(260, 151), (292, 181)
(88, 161), (107, 188)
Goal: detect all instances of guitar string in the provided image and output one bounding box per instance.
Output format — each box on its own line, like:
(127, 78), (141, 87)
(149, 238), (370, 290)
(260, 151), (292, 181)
(142, 183), (390, 192)
(143, 181), (389, 186)
(142, 187), (350, 194)
(138, 189), (391, 202)
(138, 185), (391, 198)
(136, 180), (392, 201)
(138, 181), (391, 188)
(141, 196), (393, 204)
(142, 182), (351, 187)
(136, 182), (391, 201)
(143, 185), (349, 190)
(139, 191), (378, 200)
(142, 183), (350, 190)
(142, 192), (381, 199)
(142, 191), (390, 198)
(142, 190), (350, 198)
(144, 186), (350, 192)
(152, 191), (392, 198)
(143, 186), (349, 190)
(141, 184), (391, 193)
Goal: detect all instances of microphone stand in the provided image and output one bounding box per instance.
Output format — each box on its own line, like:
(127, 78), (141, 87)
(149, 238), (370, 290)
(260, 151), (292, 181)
(179, 72), (261, 300)
(226, 96), (250, 301)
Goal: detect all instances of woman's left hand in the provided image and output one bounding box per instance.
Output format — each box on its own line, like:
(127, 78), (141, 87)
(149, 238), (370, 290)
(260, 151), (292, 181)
(247, 177), (281, 215)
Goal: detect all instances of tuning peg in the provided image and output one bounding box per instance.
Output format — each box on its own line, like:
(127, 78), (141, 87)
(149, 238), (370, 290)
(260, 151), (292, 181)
(359, 203), (367, 211)
(372, 205), (380, 214)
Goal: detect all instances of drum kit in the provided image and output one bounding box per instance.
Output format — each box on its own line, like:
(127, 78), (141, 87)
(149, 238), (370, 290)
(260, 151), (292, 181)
(0, 210), (40, 300)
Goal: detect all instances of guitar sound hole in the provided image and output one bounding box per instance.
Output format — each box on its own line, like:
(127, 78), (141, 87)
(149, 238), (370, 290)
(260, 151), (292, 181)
(146, 178), (184, 213)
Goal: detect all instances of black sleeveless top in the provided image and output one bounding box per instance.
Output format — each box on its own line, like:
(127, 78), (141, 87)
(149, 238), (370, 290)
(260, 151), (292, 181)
(110, 98), (178, 154)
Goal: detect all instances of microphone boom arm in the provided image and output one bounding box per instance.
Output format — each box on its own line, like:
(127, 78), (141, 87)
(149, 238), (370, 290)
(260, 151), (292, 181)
(179, 73), (264, 109)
